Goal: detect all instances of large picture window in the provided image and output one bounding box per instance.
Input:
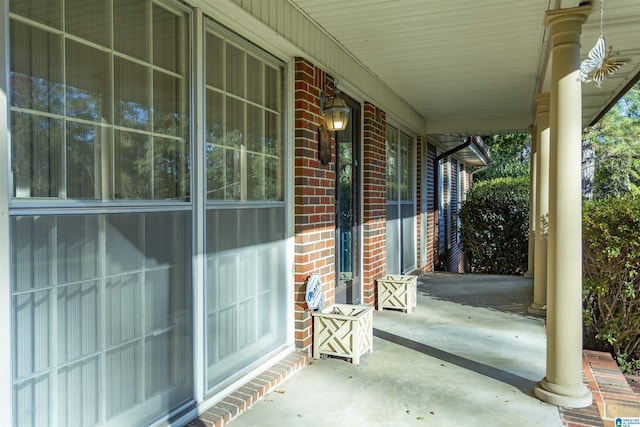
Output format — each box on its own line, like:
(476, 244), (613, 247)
(9, 1), (194, 426)
(7, 1), (289, 426)
(204, 22), (287, 393)
(205, 27), (283, 201)
(10, 0), (190, 202)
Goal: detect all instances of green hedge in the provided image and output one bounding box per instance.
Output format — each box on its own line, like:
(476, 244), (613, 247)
(583, 194), (640, 373)
(459, 177), (529, 274)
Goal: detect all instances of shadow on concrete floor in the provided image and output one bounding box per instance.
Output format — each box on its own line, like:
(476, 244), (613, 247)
(418, 272), (536, 315)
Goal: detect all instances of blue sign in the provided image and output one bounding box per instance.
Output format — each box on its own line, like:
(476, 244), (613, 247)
(616, 418), (640, 427)
(305, 273), (323, 310)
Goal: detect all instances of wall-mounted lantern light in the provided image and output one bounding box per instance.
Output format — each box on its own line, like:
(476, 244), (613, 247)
(320, 90), (350, 131)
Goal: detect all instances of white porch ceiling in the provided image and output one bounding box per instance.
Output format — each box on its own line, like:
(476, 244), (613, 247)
(288, 0), (640, 139)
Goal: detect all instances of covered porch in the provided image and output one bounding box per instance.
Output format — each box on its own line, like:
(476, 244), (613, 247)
(2, 1), (640, 426)
(189, 273), (639, 427)
(277, 0), (640, 410)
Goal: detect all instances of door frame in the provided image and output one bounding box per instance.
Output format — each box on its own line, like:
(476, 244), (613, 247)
(334, 92), (362, 304)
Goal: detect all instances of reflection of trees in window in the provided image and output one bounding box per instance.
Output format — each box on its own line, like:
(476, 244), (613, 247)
(115, 57), (150, 130)
(11, 113), (63, 197)
(386, 126), (398, 199)
(10, 21), (64, 114)
(115, 131), (152, 199)
(154, 71), (188, 138)
(9, 1), (190, 202)
(66, 39), (111, 122)
(204, 28), (283, 202)
(386, 126), (414, 203)
(113, 132), (189, 201)
(248, 154), (266, 200)
(153, 137), (188, 199)
(399, 132), (413, 201)
(206, 131), (242, 200)
(66, 122), (102, 199)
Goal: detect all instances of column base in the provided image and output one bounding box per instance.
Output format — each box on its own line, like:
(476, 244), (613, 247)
(524, 270), (534, 278)
(534, 378), (592, 408)
(527, 302), (547, 316)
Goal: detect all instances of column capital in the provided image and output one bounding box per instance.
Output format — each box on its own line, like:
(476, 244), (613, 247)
(545, 5), (592, 50)
(544, 5), (592, 29)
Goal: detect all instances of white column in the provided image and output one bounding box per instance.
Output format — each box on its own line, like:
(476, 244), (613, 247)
(529, 94), (550, 316)
(534, 5), (592, 408)
(524, 126), (537, 278)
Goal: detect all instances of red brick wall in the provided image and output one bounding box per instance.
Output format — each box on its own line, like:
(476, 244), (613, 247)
(293, 57), (336, 353)
(294, 58), (433, 352)
(362, 102), (386, 306)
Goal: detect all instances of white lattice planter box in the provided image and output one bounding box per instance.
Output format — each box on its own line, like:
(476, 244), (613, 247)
(312, 304), (373, 365)
(377, 275), (417, 313)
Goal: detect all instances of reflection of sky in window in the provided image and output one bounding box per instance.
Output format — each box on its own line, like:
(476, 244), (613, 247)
(120, 100), (149, 128)
(66, 86), (103, 121)
(67, 122), (95, 143)
(10, 73), (64, 114)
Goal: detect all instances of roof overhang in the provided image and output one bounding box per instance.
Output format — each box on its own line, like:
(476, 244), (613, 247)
(432, 135), (491, 168)
(287, 0), (640, 137)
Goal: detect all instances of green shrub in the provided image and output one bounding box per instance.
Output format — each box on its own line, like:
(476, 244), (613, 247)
(459, 177), (529, 274)
(583, 194), (640, 373)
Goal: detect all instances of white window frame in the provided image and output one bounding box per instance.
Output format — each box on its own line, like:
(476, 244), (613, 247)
(385, 124), (417, 274)
(1, 1), (13, 424)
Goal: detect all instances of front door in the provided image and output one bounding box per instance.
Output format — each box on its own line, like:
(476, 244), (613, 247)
(335, 94), (361, 304)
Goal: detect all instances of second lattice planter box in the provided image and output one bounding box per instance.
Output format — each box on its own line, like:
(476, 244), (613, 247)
(312, 304), (373, 365)
(377, 274), (417, 313)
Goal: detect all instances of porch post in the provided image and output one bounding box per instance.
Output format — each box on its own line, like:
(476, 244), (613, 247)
(534, 5), (592, 408)
(529, 94), (550, 316)
(524, 126), (537, 278)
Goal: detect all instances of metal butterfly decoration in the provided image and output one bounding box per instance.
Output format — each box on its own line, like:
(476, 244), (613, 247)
(579, 0), (625, 88)
(579, 35), (625, 88)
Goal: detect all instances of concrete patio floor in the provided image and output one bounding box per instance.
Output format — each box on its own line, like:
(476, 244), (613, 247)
(227, 272), (563, 427)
